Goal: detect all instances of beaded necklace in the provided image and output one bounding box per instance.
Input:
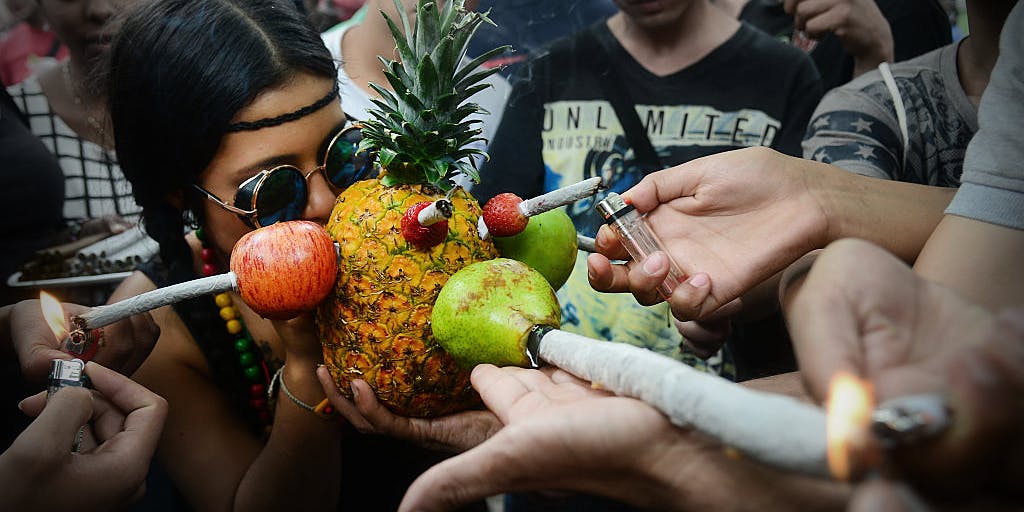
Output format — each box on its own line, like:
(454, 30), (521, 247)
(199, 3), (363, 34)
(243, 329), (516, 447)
(195, 227), (274, 431)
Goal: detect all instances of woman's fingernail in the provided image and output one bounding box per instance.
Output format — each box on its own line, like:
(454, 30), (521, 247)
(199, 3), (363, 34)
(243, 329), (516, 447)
(17, 399), (26, 412)
(688, 273), (709, 288)
(350, 382), (360, 401)
(642, 253), (666, 275)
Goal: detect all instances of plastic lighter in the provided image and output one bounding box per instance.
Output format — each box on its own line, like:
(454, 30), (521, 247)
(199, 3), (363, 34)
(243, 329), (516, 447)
(596, 192), (686, 299)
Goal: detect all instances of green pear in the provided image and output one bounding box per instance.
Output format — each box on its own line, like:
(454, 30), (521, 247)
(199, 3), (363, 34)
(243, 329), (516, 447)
(432, 258), (560, 368)
(492, 208), (578, 290)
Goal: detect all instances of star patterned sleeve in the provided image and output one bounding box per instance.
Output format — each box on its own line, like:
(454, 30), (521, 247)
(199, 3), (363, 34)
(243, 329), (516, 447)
(800, 85), (905, 181)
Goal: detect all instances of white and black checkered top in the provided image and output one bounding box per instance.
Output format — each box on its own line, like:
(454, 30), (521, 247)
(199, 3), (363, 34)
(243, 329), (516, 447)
(7, 75), (141, 223)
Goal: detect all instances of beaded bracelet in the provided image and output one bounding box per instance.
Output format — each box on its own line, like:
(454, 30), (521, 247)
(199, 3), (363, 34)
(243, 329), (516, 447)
(268, 366), (336, 419)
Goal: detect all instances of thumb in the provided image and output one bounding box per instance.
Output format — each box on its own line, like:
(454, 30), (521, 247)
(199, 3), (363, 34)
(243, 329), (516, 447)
(17, 390), (49, 417)
(399, 432), (527, 512)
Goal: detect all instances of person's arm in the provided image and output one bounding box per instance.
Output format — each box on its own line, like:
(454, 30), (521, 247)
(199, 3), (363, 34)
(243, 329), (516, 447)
(818, 163), (955, 264)
(915, 3), (1024, 309)
(587, 147), (954, 320)
(113, 272), (341, 511)
(915, 216), (1024, 309)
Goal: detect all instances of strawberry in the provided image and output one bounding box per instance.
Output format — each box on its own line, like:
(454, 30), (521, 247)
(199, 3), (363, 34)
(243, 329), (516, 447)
(401, 201), (449, 250)
(482, 193), (529, 237)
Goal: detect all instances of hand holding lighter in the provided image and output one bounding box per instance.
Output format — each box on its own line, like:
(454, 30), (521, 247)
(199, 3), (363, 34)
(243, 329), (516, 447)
(596, 192), (687, 299)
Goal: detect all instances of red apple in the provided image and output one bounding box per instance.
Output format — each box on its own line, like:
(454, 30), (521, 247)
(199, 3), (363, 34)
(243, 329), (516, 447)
(229, 220), (338, 319)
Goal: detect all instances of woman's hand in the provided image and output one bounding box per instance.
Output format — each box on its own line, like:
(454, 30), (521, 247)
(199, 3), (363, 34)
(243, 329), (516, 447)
(8, 299), (159, 383)
(270, 313), (323, 365)
(316, 367), (502, 453)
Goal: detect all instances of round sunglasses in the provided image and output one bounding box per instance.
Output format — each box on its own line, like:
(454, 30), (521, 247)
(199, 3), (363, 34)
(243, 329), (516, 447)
(193, 123), (376, 228)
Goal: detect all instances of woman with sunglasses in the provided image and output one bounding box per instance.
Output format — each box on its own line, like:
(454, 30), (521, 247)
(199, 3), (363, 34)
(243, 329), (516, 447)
(102, 1), (482, 510)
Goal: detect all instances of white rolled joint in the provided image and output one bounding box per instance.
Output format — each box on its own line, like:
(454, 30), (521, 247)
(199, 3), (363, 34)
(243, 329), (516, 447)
(518, 177), (602, 218)
(418, 199), (453, 226)
(536, 328), (830, 477)
(477, 216), (490, 240)
(576, 235), (596, 253)
(77, 272), (239, 329)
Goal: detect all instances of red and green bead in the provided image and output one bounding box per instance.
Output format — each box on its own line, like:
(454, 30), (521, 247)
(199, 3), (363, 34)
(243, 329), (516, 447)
(197, 227), (272, 426)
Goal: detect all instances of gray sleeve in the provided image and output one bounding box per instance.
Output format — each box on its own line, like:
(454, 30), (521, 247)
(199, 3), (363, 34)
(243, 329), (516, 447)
(802, 82), (905, 181)
(945, 3), (1024, 229)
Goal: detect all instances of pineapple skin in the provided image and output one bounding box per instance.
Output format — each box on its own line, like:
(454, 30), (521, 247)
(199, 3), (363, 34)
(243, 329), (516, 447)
(316, 178), (499, 418)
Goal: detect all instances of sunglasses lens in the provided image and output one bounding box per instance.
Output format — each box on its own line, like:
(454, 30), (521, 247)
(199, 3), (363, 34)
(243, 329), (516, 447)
(254, 168), (307, 227)
(324, 128), (376, 189)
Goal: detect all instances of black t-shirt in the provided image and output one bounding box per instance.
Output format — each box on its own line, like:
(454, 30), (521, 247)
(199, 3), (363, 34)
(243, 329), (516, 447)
(468, 0), (618, 82)
(476, 20), (823, 237)
(740, 0), (952, 91)
(0, 87), (65, 304)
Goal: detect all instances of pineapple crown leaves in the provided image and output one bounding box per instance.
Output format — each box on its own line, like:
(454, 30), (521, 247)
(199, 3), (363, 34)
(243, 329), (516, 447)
(359, 0), (511, 190)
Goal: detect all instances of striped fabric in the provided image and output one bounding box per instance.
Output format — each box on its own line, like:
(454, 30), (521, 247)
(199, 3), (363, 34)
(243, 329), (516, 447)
(7, 75), (140, 223)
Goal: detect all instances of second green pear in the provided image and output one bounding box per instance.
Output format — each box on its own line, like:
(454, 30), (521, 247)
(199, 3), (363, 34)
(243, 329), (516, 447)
(492, 208), (578, 290)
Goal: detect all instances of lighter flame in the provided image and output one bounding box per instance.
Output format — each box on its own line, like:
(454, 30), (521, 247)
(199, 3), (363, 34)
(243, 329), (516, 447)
(40, 291), (68, 341)
(826, 372), (874, 481)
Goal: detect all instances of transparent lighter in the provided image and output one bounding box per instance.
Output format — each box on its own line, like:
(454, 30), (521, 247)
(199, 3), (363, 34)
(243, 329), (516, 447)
(596, 192), (686, 299)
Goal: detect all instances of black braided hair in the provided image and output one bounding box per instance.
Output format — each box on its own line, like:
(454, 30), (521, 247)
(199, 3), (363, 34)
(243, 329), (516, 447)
(226, 81), (339, 132)
(105, 0), (337, 433)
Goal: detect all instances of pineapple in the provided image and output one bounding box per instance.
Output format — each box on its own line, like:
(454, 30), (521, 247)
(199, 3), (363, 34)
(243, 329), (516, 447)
(315, 0), (508, 417)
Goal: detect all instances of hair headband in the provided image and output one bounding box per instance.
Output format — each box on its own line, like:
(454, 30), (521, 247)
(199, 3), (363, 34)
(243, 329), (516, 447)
(226, 81), (340, 132)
